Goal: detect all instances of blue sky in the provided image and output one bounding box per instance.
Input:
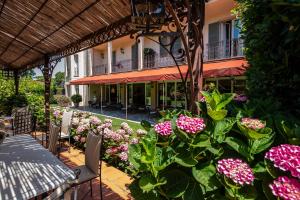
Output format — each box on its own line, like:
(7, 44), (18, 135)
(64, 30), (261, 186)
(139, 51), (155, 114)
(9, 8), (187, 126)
(33, 59), (64, 77)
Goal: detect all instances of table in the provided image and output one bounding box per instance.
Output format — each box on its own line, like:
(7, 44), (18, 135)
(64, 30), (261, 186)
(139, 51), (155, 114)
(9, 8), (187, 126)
(0, 134), (75, 200)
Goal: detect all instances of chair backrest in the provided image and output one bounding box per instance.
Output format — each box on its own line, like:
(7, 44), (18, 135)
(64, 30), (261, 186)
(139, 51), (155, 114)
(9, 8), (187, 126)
(13, 108), (32, 135)
(85, 132), (103, 174)
(61, 111), (73, 135)
(48, 123), (60, 154)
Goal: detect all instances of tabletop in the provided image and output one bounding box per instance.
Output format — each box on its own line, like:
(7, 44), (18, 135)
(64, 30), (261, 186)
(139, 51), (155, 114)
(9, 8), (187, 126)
(0, 134), (75, 200)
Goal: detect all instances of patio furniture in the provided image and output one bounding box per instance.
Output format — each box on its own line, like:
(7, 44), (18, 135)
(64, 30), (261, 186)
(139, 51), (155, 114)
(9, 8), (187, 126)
(60, 110), (73, 152)
(0, 134), (76, 200)
(12, 107), (33, 135)
(48, 123), (61, 156)
(72, 132), (103, 198)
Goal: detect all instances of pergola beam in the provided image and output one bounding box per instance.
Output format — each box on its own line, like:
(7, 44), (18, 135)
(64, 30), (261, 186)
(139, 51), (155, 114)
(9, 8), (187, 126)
(0, 0), (49, 58)
(9, 0), (102, 66)
(0, 0), (6, 16)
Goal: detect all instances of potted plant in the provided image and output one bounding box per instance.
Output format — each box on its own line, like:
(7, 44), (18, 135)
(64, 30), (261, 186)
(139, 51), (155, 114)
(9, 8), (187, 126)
(71, 94), (82, 108)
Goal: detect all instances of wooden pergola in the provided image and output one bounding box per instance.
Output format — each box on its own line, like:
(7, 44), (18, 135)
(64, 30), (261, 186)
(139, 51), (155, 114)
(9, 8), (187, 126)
(0, 0), (206, 138)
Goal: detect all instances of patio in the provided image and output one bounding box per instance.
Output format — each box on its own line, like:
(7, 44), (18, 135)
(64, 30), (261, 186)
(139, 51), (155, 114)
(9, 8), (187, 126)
(75, 106), (156, 124)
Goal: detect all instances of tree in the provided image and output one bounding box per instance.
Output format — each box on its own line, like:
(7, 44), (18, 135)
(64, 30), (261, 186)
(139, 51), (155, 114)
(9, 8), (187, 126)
(53, 71), (65, 87)
(235, 0), (300, 119)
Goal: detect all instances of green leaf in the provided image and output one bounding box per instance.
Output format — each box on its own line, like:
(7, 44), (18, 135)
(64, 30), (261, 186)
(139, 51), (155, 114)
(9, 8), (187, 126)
(128, 144), (144, 170)
(139, 175), (157, 192)
(141, 120), (152, 131)
(129, 179), (160, 200)
(191, 132), (211, 148)
(216, 93), (235, 111)
(175, 151), (198, 167)
(237, 120), (272, 140)
(213, 118), (236, 143)
(207, 146), (224, 157)
(192, 162), (220, 192)
(224, 137), (251, 160)
(183, 180), (203, 200)
(153, 147), (175, 171)
(249, 133), (274, 154)
(226, 185), (257, 200)
(161, 169), (189, 198)
(208, 109), (228, 121)
(253, 162), (268, 180)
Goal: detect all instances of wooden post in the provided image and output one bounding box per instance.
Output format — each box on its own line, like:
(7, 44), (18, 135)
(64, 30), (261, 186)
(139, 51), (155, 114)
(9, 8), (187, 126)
(43, 55), (51, 147)
(125, 83), (128, 120)
(13, 70), (19, 95)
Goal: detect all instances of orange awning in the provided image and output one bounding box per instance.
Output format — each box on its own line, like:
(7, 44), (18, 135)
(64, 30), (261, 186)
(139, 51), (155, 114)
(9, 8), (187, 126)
(70, 59), (247, 85)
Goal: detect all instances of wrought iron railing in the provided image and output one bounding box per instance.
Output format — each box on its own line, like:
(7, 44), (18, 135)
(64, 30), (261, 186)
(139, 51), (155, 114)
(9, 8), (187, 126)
(143, 55), (185, 69)
(204, 39), (244, 61)
(93, 64), (107, 75)
(112, 59), (136, 73)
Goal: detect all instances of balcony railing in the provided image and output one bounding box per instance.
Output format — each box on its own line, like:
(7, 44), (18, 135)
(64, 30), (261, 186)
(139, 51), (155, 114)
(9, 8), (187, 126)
(204, 39), (244, 61)
(93, 64), (107, 75)
(112, 59), (136, 73)
(143, 55), (185, 69)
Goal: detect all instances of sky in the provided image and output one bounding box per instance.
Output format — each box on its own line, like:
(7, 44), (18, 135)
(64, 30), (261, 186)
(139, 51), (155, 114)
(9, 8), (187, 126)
(33, 59), (64, 77)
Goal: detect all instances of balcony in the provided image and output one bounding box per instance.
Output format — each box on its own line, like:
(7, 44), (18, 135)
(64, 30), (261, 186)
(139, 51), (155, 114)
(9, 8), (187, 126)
(143, 55), (185, 69)
(112, 59), (136, 73)
(204, 39), (244, 61)
(93, 64), (107, 75)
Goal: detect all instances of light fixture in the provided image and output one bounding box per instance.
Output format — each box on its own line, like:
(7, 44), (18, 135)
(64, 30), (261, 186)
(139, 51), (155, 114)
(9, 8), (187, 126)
(130, 0), (165, 33)
(120, 48), (125, 54)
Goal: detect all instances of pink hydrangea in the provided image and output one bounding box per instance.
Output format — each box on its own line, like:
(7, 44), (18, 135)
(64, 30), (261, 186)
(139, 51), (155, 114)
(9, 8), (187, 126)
(130, 138), (139, 144)
(217, 158), (255, 186)
(234, 94), (248, 102)
(119, 143), (128, 152)
(53, 110), (61, 118)
(116, 129), (126, 135)
(269, 176), (300, 200)
(136, 129), (147, 135)
(119, 152), (128, 161)
(106, 147), (119, 155)
(154, 121), (172, 136)
(265, 144), (300, 178)
(74, 135), (80, 142)
(176, 115), (206, 134)
(89, 116), (101, 125)
(76, 125), (87, 134)
(241, 118), (265, 130)
(80, 137), (86, 143)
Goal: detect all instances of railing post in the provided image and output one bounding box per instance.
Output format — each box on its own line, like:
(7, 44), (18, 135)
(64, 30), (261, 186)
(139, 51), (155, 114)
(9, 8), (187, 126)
(43, 55), (51, 146)
(13, 70), (19, 95)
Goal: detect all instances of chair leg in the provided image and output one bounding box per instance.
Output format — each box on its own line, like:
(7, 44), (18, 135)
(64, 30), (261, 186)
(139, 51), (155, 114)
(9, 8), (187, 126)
(90, 180), (93, 197)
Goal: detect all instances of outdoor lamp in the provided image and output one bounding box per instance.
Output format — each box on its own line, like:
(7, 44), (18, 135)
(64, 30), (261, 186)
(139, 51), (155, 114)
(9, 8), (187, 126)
(130, 0), (165, 32)
(120, 48), (125, 54)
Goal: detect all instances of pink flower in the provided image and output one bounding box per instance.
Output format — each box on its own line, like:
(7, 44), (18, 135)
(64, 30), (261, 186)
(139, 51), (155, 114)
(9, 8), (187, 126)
(74, 135), (80, 142)
(241, 118), (265, 130)
(116, 129), (126, 135)
(76, 125), (87, 134)
(130, 138), (139, 144)
(217, 158), (255, 186)
(53, 110), (61, 118)
(234, 94), (248, 102)
(269, 176), (300, 200)
(119, 143), (128, 152)
(106, 147), (119, 155)
(119, 152), (128, 161)
(80, 137), (86, 143)
(154, 121), (172, 136)
(200, 96), (206, 102)
(89, 116), (101, 125)
(136, 129), (147, 135)
(265, 144), (300, 178)
(176, 115), (206, 134)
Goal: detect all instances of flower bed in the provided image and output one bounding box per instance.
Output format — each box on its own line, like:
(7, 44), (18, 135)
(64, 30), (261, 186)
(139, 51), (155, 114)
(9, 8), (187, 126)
(51, 107), (146, 172)
(127, 89), (300, 199)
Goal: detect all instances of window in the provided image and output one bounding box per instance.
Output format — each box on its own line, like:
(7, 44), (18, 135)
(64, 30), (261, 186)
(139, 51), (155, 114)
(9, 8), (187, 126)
(160, 36), (182, 58)
(112, 51), (116, 66)
(204, 77), (247, 94)
(145, 83), (152, 106)
(176, 82), (186, 108)
(74, 54), (79, 77)
(75, 85), (79, 95)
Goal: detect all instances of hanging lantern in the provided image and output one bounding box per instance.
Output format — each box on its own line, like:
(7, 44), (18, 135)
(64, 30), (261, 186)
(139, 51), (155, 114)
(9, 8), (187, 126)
(130, 0), (166, 32)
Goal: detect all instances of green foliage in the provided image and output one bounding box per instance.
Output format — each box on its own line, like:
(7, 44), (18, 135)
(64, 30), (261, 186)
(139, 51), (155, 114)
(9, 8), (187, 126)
(128, 89), (278, 199)
(0, 94), (28, 115)
(71, 94), (82, 103)
(235, 0), (300, 118)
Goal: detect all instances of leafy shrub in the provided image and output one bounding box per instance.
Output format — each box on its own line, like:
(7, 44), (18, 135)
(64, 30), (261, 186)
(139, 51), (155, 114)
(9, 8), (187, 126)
(71, 94), (82, 104)
(54, 95), (71, 107)
(0, 94), (28, 115)
(128, 89), (285, 199)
